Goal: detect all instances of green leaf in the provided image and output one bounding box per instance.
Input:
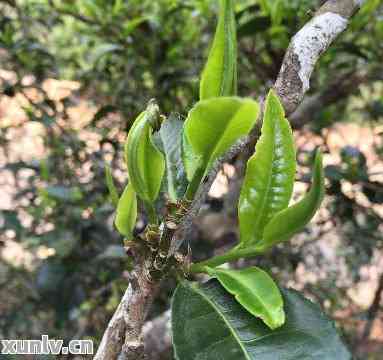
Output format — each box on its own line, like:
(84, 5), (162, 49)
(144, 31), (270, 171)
(200, 0), (237, 100)
(182, 130), (201, 182)
(238, 89), (296, 247)
(270, 0), (284, 26)
(115, 182), (137, 239)
(105, 164), (119, 207)
(125, 103), (165, 203)
(91, 43), (123, 64)
(260, 149), (325, 249)
(159, 113), (188, 201)
(172, 280), (351, 360)
(206, 266), (284, 329)
(183, 97), (259, 182)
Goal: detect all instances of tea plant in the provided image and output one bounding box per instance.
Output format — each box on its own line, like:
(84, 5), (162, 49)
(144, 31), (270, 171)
(96, 0), (368, 358)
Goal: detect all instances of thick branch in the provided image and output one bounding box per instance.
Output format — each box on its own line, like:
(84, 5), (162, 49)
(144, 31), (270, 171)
(94, 286), (131, 360)
(275, 0), (365, 115)
(94, 263), (159, 360)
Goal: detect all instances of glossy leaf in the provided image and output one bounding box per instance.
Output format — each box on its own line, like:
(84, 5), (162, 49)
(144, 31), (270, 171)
(105, 164), (119, 207)
(183, 97), (259, 181)
(172, 280), (351, 360)
(238, 89), (296, 246)
(159, 113), (188, 201)
(115, 182), (137, 239)
(260, 150), (325, 250)
(200, 0), (237, 100)
(206, 266), (284, 329)
(125, 103), (165, 203)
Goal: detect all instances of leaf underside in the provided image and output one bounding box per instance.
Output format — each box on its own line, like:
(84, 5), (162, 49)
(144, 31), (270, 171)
(159, 113), (188, 201)
(172, 280), (351, 360)
(238, 90), (296, 246)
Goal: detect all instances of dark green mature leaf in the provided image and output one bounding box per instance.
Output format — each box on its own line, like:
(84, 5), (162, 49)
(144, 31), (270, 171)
(159, 113), (188, 201)
(172, 280), (351, 360)
(105, 164), (119, 207)
(200, 0), (237, 100)
(125, 103), (165, 203)
(238, 90), (296, 247)
(183, 97), (259, 181)
(115, 182), (137, 239)
(260, 150), (325, 250)
(206, 266), (284, 329)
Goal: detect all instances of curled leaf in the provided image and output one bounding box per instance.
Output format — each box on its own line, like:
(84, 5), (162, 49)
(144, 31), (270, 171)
(125, 102), (165, 203)
(260, 149), (325, 250)
(207, 266), (285, 329)
(115, 182), (137, 239)
(239, 89), (296, 246)
(200, 0), (237, 100)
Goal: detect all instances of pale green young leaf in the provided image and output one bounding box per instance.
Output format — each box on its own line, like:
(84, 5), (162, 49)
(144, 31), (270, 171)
(260, 149), (325, 250)
(200, 0), (237, 100)
(115, 182), (137, 239)
(183, 97), (259, 183)
(207, 266), (285, 329)
(105, 164), (119, 207)
(238, 89), (296, 246)
(125, 104), (165, 203)
(171, 280), (351, 360)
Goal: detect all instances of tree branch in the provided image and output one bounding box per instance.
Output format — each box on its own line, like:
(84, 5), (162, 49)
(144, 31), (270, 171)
(94, 262), (159, 360)
(274, 0), (365, 115)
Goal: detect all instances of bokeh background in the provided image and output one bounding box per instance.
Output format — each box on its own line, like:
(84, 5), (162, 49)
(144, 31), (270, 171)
(0, 0), (382, 359)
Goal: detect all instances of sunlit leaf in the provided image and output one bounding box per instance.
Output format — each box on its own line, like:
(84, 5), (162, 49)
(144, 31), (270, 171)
(183, 97), (259, 184)
(115, 182), (137, 239)
(207, 266), (285, 329)
(125, 102), (165, 203)
(238, 89), (296, 246)
(260, 149), (325, 250)
(200, 0), (237, 100)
